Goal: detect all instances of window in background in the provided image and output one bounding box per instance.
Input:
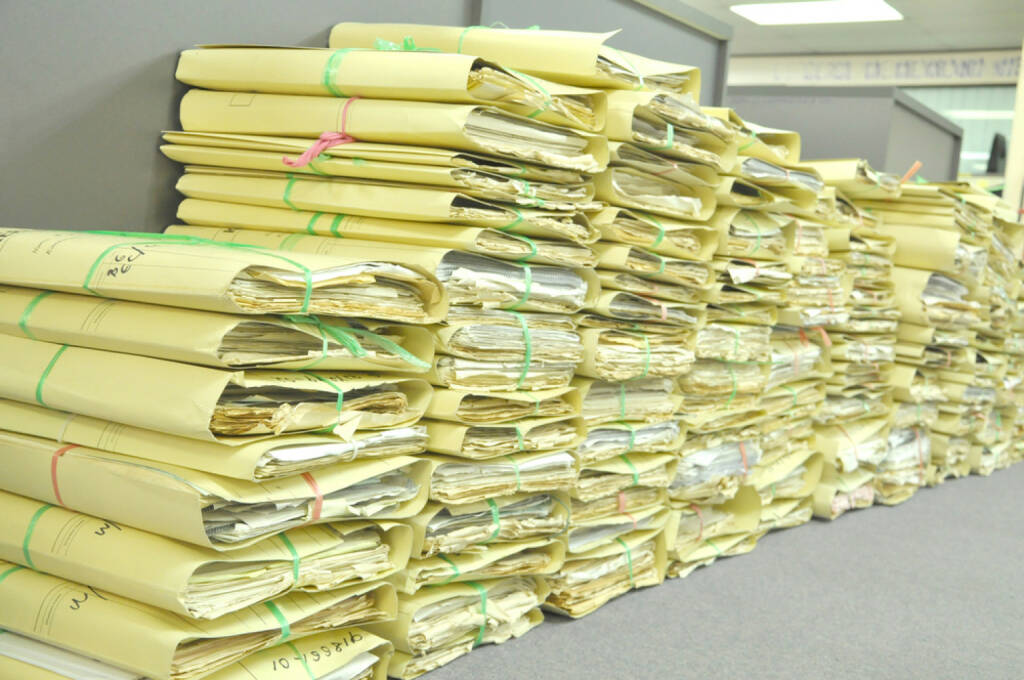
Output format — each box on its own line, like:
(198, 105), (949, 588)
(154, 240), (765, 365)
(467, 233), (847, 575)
(903, 85), (1016, 180)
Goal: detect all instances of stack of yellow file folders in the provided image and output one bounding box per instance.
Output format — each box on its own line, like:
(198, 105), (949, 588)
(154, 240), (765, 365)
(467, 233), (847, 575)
(0, 228), (452, 679)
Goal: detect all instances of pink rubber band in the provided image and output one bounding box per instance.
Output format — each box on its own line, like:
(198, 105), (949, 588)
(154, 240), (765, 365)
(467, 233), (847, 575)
(301, 472), (324, 523)
(51, 445), (79, 506)
(282, 96), (362, 168)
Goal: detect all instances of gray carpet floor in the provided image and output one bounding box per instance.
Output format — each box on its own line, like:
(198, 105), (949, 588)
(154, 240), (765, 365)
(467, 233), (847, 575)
(430, 463), (1024, 680)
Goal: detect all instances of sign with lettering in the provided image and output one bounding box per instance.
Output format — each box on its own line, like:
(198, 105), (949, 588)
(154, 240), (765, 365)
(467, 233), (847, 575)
(729, 50), (1020, 87)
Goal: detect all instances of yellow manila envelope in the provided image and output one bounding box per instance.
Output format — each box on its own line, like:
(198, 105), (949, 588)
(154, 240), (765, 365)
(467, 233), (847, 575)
(0, 627), (393, 680)
(179, 90), (608, 172)
(0, 489), (411, 619)
(174, 167), (596, 237)
(164, 144), (597, 213)
(392, 539), (565, 594)
(364, 576), (547, 671)
(328, 23), (700, 98)
(703, 108), (801, 165)
(162, 131), (586, 184)
(747, 448), (824, 497)
(544, 526), (669, 618)
(570, 453), (677, 502)
(569, 376), (682, 425)
(0, 431), (431, 550)
(0, 228), (446, 322)
(423, 386), (577, 425)
(596, 269), (702, 304)
(0, 284), (433, 373)
(802, 158), (901, 199)
(881, 223), (960, 273)
(426, 450), (578, 505)
(202, 628), (392, 680)
(175, 200), (596, 269)
(0, 560), (395, 680)
(564, 505), (669, 555)
(733, 156), (823, 209)
(167, 226), (601, 314)
(609, 141), (722, 188)
(0, 398), (427, 482)
(425, 416), (585, 459)
(576, 420), (685, 465)
(0, 334), (430, 441)
(588, 206), (719, 261)
(407, 492), (571, 558)
(671, 485), (761, 558)
(812, 466), (876, 519)
(604, 93), (734, 173)
(577, 328), (697, 380)
(176, 46), (605, 132)
(591, 241), (714, 288)
(176, 196), (598, 257)
(593, 166), (717, 221)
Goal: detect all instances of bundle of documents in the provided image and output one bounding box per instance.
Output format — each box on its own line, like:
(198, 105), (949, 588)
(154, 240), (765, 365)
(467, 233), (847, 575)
(7, 19), (1024, 680)
(0, 627), (394, 680)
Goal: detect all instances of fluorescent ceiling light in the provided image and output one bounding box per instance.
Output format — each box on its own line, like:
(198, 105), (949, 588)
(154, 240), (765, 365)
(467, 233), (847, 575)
(730, 0), (903, 25)
(945, 110), (1015, 120)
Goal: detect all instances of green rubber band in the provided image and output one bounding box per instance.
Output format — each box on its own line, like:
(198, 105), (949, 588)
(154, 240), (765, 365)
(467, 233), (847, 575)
(514, 425), (525, 451)
(500, 209), (524, 233)
(507, 233), (539, 262)
(621, 422), (636, 453)
(507, 69), (552, 118)
(22, 504), (53, 570)
(620, 453), (640, 486)
(610, 47), (645, 90)
(640, 253), (667, 279)
(638, 212), (665, 249)
(278, 533), (300, 583)
(305, 212), (324, 235)
(436, 553), (461, 585)
(741, 212), (762, 254)
(466, 581), (488, 647)
(616, 537), (636, 586)
(0, 566), (24, 585)
(284, 314), (367, 359)
(550, 493), (571, 537)
(457, 25), (484, 54)
(304, 372), (344, 412)
(18, 290), (53, 340)
(731, 327), (740, 360)
(280, 233), (304, 251)
(509, 311), (533, 389)
(646, 123), (674, 151)
(35, 344), (68, 407)
(738, 132), (758, 152)
(347, 327), (429, 369)
(781, 385), (798, 411)
(520, 391), (541, 417)
(632, 333), (651, 378)
(329, 213), (346, 237)
(705, 538), (722, 556)
(483, 498), (501, 543)
(723, 365), (738, 409)
(618, 383), (628, 420)
(770, 482), (777, 497)
(322, 49), (352, 97)
(307, 155), (331, 177)
(860, 398), (871, 414)
(264, 601), (291, 640)
(504, 455), (522, 491)
(283, 174), (300, 211)
(504, 264), (532, 310)
(285, 641), (317, 680)
(510, 163), (528, 177)
(352, 157), (368, 166)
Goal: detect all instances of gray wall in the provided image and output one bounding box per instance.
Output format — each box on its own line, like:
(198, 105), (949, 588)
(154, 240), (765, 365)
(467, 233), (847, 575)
(0, 0), (729, 233)
(725, 86), (963, 180)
